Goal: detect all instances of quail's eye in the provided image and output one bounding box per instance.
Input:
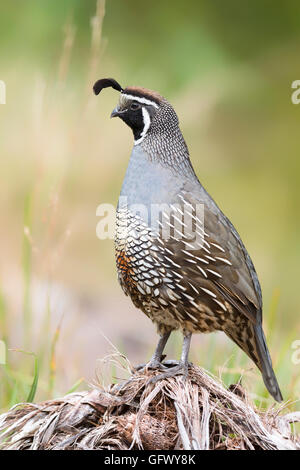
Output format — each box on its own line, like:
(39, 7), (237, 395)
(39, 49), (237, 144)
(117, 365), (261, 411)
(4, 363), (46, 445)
(130, 102), (141, 111)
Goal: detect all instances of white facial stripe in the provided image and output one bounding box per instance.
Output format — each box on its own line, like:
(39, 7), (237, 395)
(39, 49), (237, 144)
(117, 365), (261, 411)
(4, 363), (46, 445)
(121, 93), (159, 109)
(134, 107), (151, 145)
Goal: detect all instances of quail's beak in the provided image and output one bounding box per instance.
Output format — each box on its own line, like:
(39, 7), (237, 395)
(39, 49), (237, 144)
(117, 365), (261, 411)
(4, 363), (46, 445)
(110, 106), (121, 118)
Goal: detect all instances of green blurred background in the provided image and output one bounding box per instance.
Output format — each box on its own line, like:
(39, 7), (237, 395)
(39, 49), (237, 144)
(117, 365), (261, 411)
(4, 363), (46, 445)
(0, 0), (299, 410)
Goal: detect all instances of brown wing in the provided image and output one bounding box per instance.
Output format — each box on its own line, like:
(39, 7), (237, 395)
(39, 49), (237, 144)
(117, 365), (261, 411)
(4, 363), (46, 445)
(153, 187), (262, 328)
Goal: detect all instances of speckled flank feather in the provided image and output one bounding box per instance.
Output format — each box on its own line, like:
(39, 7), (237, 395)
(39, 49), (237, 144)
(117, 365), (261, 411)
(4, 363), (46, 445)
(113, 84), (283, 402)
(116, 193), (258, 335)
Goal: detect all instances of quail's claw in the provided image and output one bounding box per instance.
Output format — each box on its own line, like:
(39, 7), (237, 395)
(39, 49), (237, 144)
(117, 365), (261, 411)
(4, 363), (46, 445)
(134, 363), (147, 372)
(161, 359), (180, 368)
(147, 361), (190, 385)
(134, 358), (168, 374)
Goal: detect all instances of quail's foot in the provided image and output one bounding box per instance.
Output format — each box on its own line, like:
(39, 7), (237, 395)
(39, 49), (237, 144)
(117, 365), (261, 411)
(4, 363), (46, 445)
(147, 360), (190, 385)
(134, 354), (168, 373)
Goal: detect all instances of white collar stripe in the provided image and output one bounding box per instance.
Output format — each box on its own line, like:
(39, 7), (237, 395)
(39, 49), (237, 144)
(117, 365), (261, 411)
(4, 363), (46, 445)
(134, 107), (151, 145)
(121, 93), (159, 109)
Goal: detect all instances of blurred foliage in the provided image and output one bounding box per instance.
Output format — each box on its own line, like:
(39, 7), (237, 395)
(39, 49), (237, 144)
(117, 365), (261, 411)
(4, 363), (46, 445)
(0, 0), (299, 411)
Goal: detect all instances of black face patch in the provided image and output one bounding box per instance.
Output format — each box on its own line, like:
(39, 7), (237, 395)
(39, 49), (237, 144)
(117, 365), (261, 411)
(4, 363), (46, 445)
(114, 96), (158, 142)
(119, 102), (144, 140)
(118, 103), (145, 141)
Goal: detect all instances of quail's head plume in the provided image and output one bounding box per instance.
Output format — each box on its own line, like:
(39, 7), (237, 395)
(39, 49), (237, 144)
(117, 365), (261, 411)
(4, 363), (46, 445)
(93, 78), (283, 402)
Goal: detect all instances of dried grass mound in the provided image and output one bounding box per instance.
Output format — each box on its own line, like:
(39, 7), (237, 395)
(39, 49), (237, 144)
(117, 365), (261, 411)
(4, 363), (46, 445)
(0, 361), (299, 450)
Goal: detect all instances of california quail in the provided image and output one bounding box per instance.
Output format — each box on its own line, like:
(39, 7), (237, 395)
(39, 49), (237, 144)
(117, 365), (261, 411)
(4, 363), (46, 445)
(93, 78), (283, 402)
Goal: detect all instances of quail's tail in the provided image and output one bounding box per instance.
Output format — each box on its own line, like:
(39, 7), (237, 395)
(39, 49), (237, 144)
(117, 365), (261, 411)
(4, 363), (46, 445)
(225, 323), (283, 402)
(254, 324), (283, 402)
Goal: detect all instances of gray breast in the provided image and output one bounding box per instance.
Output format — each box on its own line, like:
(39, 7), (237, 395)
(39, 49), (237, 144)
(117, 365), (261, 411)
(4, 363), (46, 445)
(118, 146), (190, 229)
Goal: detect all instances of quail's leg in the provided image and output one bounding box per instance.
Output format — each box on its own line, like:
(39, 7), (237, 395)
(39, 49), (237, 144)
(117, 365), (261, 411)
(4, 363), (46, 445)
(149, 331), (192, 383)
(112, 332), (171, 394)
(135, 331), (171, 371)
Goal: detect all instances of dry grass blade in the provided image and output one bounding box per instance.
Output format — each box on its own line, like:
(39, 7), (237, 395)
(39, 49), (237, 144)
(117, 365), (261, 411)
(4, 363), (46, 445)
(0, 358), (299, 450)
